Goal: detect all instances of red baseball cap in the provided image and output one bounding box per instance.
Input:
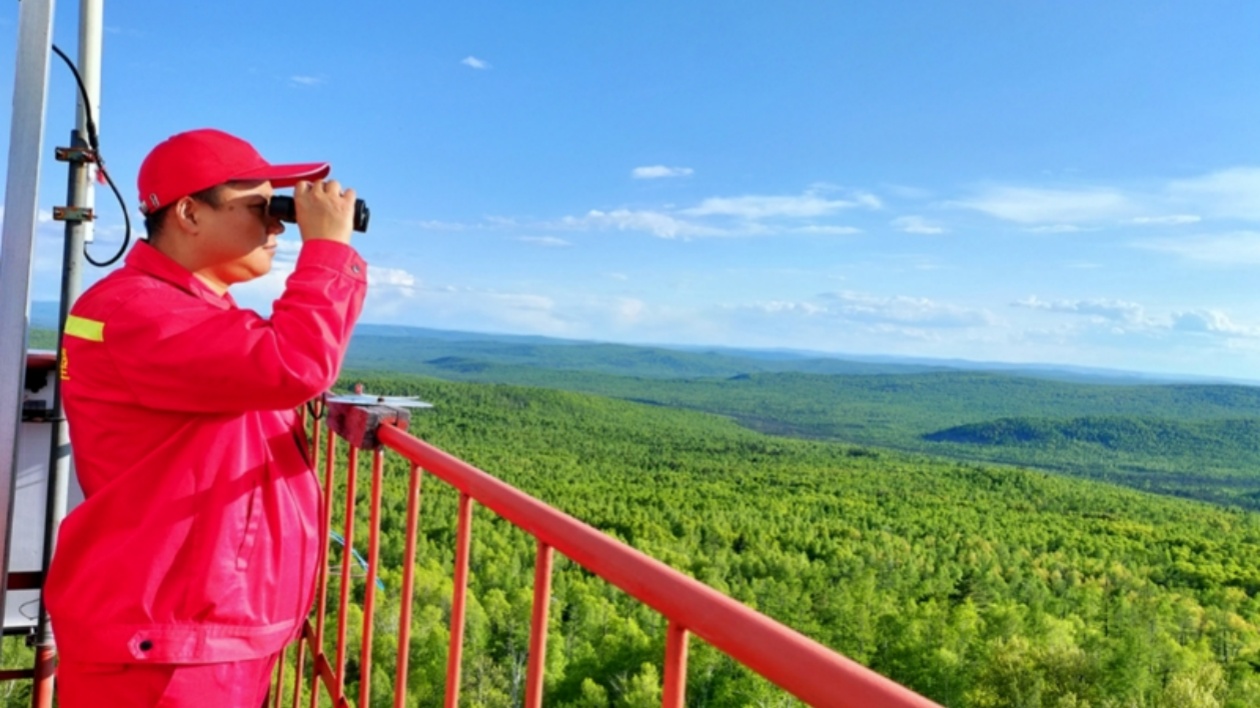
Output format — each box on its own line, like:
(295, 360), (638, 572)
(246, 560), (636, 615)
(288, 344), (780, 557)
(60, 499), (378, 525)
(137, 128), (331, 214)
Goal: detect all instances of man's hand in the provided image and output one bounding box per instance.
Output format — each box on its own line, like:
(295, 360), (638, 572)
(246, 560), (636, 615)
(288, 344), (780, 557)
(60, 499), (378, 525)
(293, 180), (356, 245)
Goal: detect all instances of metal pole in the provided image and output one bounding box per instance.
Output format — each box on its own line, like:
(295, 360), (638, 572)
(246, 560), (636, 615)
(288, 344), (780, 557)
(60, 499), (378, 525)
(33, 5), (103, 705)
(0, 0), (56, 654)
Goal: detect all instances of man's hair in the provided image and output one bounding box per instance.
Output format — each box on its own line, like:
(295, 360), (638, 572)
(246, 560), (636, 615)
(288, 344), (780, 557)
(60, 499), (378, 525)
(143, 185), (225, 243)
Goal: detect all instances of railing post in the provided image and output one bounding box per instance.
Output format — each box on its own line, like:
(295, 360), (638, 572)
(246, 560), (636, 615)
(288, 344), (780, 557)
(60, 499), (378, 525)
(445, 492), (474, 708)
(334, 446), (359, 700)
(31, 647), (55, 708)
(271, 644), (286, 708)
(358, 449), (385, 708)
(524, 541), (554, 708)
(394, 464), (425, 708)
(308, 428), (338, 708)
(662, 621), (689, 708)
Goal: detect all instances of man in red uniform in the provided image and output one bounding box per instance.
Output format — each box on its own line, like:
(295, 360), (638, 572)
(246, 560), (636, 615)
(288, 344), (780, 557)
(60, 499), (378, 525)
(45, 128), (368, 706)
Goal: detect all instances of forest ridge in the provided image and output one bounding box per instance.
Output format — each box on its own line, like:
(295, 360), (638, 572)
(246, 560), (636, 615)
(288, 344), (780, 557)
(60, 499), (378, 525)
(339, 325), (1260, 510)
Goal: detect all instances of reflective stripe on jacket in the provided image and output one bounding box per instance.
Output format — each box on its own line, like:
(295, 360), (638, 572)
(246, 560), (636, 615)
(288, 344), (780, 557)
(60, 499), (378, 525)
(46, 239), (367, 664)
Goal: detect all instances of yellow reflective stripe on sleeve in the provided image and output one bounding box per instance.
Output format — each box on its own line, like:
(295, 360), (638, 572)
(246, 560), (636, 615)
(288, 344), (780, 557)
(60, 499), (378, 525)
(63, 314), (105, 342)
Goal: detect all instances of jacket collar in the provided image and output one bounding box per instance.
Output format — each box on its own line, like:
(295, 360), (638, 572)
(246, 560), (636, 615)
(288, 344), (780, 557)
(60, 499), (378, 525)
(124, 240), (238, 310)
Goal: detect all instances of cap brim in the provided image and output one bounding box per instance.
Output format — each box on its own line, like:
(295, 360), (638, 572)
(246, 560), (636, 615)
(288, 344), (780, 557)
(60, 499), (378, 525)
(233, 161), (331, 188)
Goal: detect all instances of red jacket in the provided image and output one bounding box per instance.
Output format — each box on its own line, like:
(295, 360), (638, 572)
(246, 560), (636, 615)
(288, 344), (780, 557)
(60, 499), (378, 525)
(46, 239), (367, 665)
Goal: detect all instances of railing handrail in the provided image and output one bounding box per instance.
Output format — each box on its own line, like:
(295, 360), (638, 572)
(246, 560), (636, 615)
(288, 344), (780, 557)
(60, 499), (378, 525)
(376, 423), (941, 708)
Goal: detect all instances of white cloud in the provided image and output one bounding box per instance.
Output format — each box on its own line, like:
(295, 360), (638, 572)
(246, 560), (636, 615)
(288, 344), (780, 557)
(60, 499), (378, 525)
(1166, 168), (1260, 220)
(1026, 224), (1083, 234)
(560, 209), (724, 239)
(382, 285), (698, 338)
(1134, 231), (1260, 266)
(515, 236), (571, 247)
(854, 193), (884, 209)
(817, 291), (993, 328)
(289, 76), (324, 87)
(891, 215), (946, 235)
(274, 238), (302, 257)
(408, 219), (471, 231)
(952, 186), (1134, 224)
(461, 56), (491, 70)
(1129, 214), (1200, 225)
(684, 191), (878, 220)
(953, 167), (1260, 230)
(368, 266), (418, 297)
(793, 225), (862, 236)
(1170, 309), (1260, 338)
(1011, 295), (1260, 341)
(1013, 296), (1146, 323)
(614, 297), (646, 324)
(632, 165), (694, 179)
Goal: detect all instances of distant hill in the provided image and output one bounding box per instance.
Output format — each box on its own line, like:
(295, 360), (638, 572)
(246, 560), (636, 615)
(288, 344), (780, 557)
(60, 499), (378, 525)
(342, 357), (1260, 508)
(925, 415), (1260, 459)
(347, 329), (953, 380)
(345, 321), (1243, 385)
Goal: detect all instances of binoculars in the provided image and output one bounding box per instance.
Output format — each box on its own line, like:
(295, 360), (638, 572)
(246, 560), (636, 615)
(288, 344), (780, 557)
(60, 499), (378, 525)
(268, 195), (371, 233)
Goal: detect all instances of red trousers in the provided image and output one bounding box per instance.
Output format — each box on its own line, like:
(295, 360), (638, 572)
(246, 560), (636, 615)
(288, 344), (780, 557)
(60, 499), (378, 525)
(56, 653), (277, 707)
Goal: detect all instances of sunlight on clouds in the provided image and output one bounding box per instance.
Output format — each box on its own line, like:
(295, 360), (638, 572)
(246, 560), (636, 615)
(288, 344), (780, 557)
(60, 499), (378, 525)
(953, 186), (1133, 224)
(632, 165), (694, 179)
(289, 76), (323, 87)
(461, 56), (491, 70)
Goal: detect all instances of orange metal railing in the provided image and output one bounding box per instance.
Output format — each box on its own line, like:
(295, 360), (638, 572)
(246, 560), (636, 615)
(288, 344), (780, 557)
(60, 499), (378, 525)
(278, 400), (943, 708)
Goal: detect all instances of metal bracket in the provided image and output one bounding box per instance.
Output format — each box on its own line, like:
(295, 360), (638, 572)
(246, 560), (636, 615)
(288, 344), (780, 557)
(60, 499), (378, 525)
(54, 146), (97, 164)
(52, 206), (94, 223)
(325, 401), (412, 451)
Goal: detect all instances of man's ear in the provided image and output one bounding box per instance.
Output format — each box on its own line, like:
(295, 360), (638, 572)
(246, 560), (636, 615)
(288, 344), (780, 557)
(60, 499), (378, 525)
(171, 196), (201, 234)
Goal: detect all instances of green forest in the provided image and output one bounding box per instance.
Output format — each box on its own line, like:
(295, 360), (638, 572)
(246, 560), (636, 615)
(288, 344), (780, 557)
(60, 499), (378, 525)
(299, 372), (1260, 707)
(18, 326), (1260, 706)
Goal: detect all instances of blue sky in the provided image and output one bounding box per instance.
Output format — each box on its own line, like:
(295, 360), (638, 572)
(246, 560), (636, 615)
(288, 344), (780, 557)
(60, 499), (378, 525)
(5, 2), (1260, 379)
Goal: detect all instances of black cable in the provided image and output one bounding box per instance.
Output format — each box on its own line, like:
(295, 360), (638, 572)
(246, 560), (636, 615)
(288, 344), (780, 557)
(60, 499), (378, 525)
(51, 44), (131, 267)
